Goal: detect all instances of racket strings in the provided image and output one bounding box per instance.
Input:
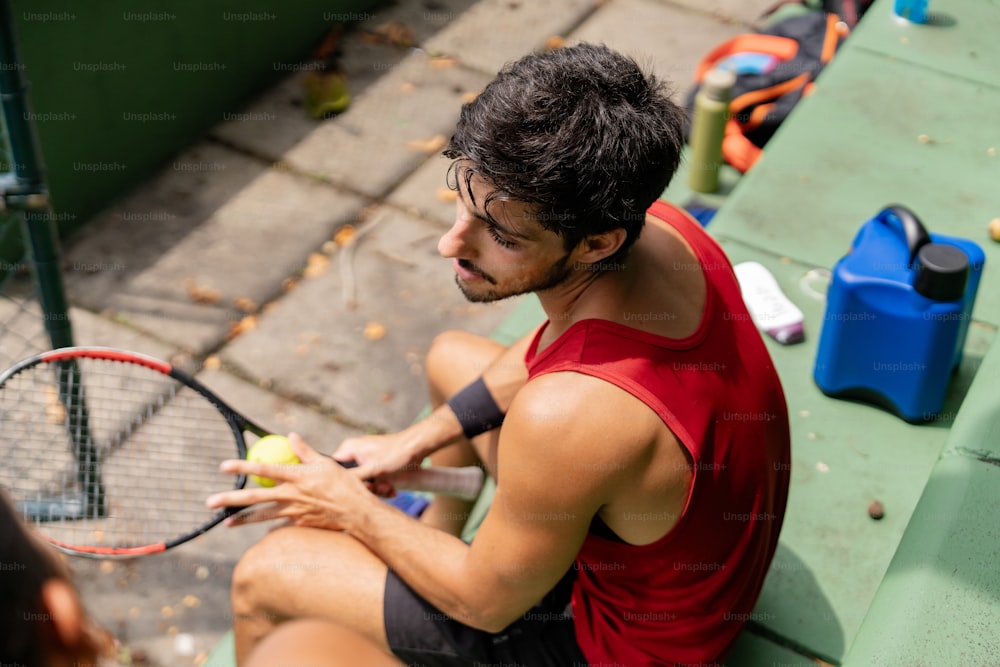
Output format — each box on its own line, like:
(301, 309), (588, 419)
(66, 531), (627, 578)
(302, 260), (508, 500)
(0, 357), (240, 554)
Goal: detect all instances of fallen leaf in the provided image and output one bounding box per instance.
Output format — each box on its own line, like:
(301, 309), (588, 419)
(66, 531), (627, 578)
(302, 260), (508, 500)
(182, 594), (201, 608)
(545, 35), (566, 51)
(430, 56), (457, 68)
(363, 321), (387, 340)
(233, 296), (258, 313)
(281, 277), (299, 292)
(406, 134), (447, 154)
(226, 315), (258, 341)
(365, 21), (416, 48)
(399, 82), (416, 94)
(334, 224), (357, 246)
(183, 278), (222, 305)
(202, 355), (221, 371)
(100, 561), (115, 574)
(303, 252), (330, 278)
(436, 187), (458, 203)
(461, 91), (479, 104)
(161, 606), (174, 619)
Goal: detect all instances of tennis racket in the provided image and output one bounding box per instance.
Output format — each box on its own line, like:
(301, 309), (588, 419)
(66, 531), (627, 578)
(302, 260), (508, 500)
(0, 346), (485, 558)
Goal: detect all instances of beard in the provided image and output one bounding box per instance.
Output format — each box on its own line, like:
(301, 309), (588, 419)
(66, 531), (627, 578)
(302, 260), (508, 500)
(455, 252), (574, 303)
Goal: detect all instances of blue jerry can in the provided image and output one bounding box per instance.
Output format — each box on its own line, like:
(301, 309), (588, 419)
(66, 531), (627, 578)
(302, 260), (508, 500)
(813, 205), (985, 423)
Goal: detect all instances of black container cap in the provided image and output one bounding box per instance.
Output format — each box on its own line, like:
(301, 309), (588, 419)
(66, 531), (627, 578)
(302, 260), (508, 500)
(914, 243), (969, 301)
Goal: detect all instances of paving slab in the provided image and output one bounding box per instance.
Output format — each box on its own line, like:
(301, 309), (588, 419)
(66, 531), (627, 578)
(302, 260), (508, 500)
(423, 0), (603, 75)
(385, 153), (457, 227)
(65, 366), (359, 667)
(63, 141), (368, 355)
(649, 0), (789, 27)
(221, 204), (517, 433)
(568, 0), (746, 102)
(211, 0), (481, 163)
(280, 50), (492, 199)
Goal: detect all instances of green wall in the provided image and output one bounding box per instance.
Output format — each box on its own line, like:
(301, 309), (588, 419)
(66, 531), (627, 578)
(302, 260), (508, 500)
(7, 0), (378, 242)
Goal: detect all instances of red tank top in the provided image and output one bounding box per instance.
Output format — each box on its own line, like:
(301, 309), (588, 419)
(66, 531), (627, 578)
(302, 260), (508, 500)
(524, 200), (791, 666)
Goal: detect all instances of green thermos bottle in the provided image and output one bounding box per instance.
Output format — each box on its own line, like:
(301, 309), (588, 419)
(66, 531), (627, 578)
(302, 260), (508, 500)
(688, 67), (736, 193)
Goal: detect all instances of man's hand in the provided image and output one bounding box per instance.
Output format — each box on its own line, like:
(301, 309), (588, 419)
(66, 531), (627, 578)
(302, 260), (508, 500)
(333, 431), (426, 488)
(206, 433), (375, 530)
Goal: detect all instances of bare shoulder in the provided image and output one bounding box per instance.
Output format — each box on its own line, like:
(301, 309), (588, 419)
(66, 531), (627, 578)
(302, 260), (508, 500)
(501, 371), (692, 542)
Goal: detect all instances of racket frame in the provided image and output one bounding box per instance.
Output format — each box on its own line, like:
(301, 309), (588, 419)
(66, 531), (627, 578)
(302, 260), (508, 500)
(0, 346), (259, 557)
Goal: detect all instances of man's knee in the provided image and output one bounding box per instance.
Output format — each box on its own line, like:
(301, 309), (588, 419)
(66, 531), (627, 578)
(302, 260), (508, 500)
(231, 530), (284, 620)
(425, 330), (504, 397)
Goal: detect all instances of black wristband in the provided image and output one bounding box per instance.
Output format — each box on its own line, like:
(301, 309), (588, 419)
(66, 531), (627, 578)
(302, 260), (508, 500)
(446, 377), (506, 439)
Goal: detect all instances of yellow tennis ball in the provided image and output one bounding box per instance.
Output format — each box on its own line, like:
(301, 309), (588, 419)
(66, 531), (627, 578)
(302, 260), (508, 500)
(246, 435), (300, 487)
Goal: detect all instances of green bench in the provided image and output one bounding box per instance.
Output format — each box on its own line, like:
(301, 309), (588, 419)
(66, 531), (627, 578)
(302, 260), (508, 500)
(663, 0), (999, 662)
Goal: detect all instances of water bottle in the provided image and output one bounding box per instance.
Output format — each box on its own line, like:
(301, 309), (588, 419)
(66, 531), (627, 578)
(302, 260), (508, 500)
(813, 205), (985, 422)
(893, 0), (929, 23)
(688, 67), (736, 193)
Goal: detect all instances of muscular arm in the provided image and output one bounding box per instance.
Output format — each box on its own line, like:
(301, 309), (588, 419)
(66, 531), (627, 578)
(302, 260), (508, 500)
(343, 372), (634, 632)
(211, 370), (690, 633)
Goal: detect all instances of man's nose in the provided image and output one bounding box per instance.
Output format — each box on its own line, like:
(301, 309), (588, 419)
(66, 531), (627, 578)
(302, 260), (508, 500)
(438, 212), (476, 259)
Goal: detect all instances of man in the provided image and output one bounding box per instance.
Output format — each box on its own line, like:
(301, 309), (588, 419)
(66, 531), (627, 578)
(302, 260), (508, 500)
(208, 43), (791, 666)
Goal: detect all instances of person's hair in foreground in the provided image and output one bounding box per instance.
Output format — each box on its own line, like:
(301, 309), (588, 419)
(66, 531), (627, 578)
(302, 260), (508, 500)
(445, 42), (687, 268)
(0, 490), (110, 666)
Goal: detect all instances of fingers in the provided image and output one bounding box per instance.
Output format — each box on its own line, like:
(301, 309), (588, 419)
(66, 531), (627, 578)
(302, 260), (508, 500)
(287, 432), (322, 463)
(223, 502), (283, 526)
(206, 485), (278, 511)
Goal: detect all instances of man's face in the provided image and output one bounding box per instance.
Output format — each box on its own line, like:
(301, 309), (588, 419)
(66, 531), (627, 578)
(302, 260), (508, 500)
(437, 167), (575, 303)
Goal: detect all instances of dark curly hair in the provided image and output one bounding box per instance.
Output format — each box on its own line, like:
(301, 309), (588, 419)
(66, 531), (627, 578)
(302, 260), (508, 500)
(445, 42), (686, 268)
(1, 490), (59, 665)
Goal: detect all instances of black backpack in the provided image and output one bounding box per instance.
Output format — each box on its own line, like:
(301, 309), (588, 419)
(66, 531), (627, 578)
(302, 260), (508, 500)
(684, 0), (873, 172)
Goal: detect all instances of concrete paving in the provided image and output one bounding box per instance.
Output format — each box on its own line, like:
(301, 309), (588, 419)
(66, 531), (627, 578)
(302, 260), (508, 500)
(27, 0), (770, 663)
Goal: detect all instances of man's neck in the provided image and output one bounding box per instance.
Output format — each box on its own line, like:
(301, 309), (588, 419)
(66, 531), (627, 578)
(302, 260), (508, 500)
(536, 258), (635, 336)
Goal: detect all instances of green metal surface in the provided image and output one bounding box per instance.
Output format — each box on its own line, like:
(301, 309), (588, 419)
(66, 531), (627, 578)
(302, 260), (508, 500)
(202, 630), (234, 667)
(845, 455), (999, 665)
(840, 338), (1000, 666)
(706, 46), (1000, 326)
(14, 0), (378, 236)
(686, 1), (999, 661)
(849, 0), (1000, 89)
(713, 241), (994, 663)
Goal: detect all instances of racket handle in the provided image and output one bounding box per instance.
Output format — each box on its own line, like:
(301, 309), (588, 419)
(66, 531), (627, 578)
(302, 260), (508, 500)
(388, 466), (485, 502)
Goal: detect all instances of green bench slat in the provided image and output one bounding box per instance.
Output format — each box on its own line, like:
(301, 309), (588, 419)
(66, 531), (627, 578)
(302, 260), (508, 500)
(841, 338), (1000, 666)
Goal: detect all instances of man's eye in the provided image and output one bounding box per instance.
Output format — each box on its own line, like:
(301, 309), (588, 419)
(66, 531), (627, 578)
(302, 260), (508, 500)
(488, 226), (516, 248)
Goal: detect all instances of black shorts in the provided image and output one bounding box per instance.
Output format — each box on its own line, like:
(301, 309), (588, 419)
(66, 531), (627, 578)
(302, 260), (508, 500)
(384, 567), (590, 667)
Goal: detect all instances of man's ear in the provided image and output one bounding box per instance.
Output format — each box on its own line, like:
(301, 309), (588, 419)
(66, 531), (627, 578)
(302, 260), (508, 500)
(574, 227), (628, 265)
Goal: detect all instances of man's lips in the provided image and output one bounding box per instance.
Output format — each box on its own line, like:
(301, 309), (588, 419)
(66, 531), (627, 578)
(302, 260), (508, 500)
(454, 259), (488, 282)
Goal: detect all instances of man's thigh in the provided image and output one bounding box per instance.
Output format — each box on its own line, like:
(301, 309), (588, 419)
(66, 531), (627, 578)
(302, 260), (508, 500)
(234, 525), (390, 647)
